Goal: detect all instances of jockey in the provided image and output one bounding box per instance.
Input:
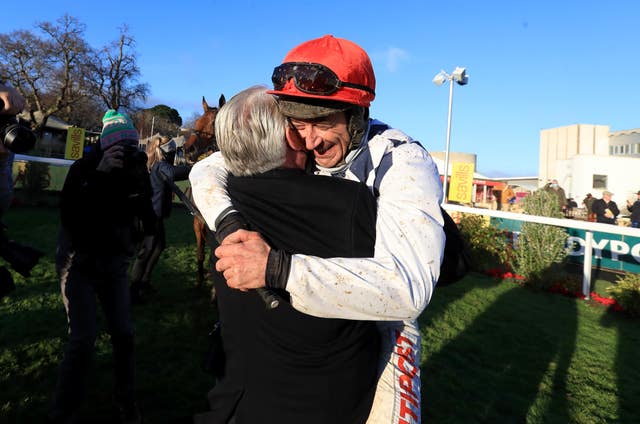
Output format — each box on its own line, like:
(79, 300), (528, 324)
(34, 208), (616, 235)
(190, 35), (445, 423)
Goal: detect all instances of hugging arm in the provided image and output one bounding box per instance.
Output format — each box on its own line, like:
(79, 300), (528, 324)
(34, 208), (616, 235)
(285, 143), (445, 321)
(189, 145), (445, 322)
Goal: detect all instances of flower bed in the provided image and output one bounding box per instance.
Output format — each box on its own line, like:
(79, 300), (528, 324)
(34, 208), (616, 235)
(484, 268), (625, 313)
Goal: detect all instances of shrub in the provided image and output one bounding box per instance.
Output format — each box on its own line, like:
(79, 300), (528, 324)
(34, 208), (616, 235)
(512, 189), (568, 288)
(458, 213), (511, 273)
(607, 272), (640, 317)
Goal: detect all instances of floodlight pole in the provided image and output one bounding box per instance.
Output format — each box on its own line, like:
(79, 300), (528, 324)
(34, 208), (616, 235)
(434, 66), (468, 204)
(442, 79), (454, 204)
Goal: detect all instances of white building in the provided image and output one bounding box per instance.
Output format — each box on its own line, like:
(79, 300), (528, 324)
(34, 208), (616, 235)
(539, 124), (640, 206)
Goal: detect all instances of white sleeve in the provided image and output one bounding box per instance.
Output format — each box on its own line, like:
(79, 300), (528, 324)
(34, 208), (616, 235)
(188, 152), (235, 231)
(285, 143), (445, 321)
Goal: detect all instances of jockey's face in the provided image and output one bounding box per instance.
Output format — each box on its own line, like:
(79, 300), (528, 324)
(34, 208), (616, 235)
(287, 112), (349, 168)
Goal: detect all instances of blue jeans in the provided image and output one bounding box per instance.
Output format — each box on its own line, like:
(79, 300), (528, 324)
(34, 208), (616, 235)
(50, 235), (135, 420)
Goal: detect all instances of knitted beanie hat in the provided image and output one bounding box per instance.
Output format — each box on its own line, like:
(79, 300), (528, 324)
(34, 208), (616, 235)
(100, 109), (139, 150)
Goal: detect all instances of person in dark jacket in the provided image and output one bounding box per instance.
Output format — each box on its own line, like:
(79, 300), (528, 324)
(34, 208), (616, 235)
(129, 136), (178, 302)
(592, 190), (620, 225)
(583, 193), (596, 222)
(193, 86), (379, 424)
(627, 190), (640, 228)
(48, 110), (155, 424)
(544, 179), (568, 212)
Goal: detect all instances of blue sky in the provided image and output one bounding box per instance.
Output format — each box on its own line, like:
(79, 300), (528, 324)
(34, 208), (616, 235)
(4, 1), (639, 176)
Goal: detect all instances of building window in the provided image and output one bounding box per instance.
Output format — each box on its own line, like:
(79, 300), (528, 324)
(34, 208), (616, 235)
(593, 174), (607, 189)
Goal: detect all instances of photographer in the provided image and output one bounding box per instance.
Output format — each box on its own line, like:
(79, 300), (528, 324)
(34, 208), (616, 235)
(0, 83), (27, 216)
(48, 110), (154, 424)
(0, 83), (40, 299)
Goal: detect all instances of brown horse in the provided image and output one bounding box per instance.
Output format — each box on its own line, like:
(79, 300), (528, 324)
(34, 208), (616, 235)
(184, 95), (225, 162)
(185, 94), (225, 286)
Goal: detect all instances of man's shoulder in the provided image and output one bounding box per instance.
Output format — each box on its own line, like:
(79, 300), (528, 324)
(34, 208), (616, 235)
(189, 151), (223, 180)
(368, 120), (414, 146)
(232, 171), (367, 198)
(365, 121), (429, 160)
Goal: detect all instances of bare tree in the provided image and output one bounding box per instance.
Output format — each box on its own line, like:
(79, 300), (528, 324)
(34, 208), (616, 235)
(88, 26), (149, 112)
(132, 109), (180, 140)
(0, 14), (92, 133)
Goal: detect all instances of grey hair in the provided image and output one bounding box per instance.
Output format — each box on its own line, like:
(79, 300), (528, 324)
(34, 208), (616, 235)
(215, 85), (287, 176)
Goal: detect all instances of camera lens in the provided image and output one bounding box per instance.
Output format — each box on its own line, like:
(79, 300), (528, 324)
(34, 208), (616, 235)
(2, 124), (37, 153)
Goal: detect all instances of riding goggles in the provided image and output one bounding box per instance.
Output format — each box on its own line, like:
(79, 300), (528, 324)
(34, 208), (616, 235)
(272, 62), (375, 96)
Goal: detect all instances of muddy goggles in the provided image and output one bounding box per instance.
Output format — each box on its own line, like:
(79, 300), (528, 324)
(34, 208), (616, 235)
(272, 62), (375, 96)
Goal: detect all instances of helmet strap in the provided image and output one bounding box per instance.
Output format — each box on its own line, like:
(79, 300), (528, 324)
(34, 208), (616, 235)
(347, 106), (369, 152)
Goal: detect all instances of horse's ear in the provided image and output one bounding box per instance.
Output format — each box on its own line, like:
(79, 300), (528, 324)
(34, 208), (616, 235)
(219, 94), (226, 108)
(202, 96), (210, 112)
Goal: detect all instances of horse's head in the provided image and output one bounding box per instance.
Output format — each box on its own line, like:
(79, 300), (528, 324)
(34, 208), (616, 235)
(184, 94), (226, 163)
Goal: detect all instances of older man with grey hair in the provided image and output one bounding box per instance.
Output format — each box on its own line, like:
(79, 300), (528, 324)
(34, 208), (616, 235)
(193, 85), (380, 424)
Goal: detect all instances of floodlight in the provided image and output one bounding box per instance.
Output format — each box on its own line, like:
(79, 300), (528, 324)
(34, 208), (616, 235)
(432, 72), (447, 86)
(452, 66), (468, 85)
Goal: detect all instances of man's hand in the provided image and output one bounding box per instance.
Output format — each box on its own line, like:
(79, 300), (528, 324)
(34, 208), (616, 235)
(215, 229), (270, 290)
(96, 145), (125, 173)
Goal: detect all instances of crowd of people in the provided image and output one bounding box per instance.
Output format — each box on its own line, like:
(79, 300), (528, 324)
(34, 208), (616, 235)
(541, 179), (639, 226)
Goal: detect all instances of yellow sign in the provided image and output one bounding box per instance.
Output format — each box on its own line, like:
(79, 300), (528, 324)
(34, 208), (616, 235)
(448, 162), (475, 203)
(65, 127), (85, 160)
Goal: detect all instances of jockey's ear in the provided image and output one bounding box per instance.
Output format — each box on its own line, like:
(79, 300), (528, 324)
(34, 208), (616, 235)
(285, 127), (304, 151)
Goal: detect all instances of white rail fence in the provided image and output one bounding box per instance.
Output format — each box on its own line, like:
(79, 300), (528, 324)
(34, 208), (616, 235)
(442, 203), (640, 299)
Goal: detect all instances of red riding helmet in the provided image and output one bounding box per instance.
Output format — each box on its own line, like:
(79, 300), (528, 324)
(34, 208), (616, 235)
(268, 35), (376, 108)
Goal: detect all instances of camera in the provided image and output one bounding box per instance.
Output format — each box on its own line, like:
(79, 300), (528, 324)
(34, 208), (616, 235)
(0, 114), (37, 154)
(121, 144), (147, 170)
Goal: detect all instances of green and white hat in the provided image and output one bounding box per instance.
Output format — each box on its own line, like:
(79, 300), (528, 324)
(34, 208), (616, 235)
(100, 109), (139, 150)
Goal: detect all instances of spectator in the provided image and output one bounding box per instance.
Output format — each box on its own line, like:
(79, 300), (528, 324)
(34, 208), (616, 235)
(492, 188), (502, 210)
(48, 110), (154, 424)
(627, 190), (640, 228)
(583, 193), (596, 222)
(544, 179), (567, 212)
(502, 185), (516, 211)
(129, 137), (178, 303)
(0, 83), (25, 217)
(565, 197), (578, 218)
(0, 83), (25, 298)
(592, 190), (620, 225)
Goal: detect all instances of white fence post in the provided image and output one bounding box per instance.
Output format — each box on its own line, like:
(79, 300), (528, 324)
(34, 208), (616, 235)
(582, 231), (593, 299)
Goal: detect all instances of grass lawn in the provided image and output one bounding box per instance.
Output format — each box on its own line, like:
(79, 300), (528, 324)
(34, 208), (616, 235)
(1, 205), (639, 423)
